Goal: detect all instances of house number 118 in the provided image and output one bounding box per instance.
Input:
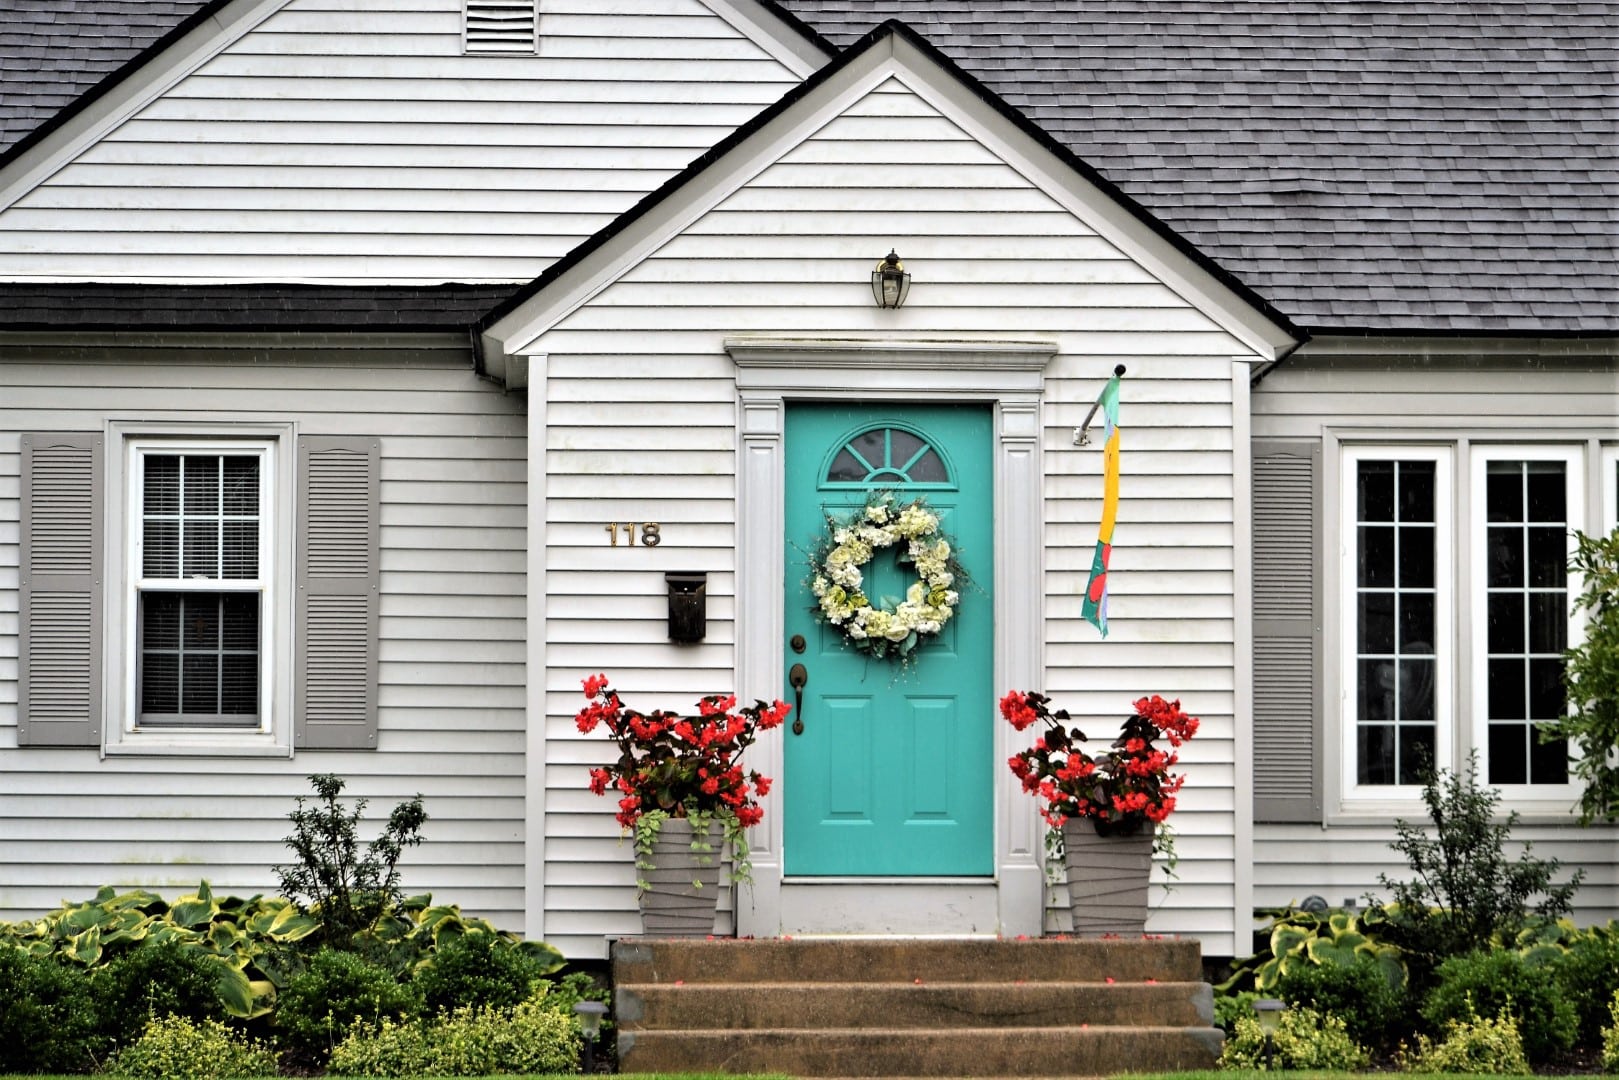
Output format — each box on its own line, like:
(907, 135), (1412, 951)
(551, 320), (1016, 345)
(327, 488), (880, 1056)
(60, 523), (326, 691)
(604, 522), (661, 547)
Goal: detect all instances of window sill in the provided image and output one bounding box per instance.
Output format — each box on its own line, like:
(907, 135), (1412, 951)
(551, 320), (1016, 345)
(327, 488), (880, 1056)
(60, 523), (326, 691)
(104, 731), (290, 757)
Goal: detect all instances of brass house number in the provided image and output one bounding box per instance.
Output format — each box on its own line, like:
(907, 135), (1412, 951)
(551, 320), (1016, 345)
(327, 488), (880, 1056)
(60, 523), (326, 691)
(604, 522), (662, 547)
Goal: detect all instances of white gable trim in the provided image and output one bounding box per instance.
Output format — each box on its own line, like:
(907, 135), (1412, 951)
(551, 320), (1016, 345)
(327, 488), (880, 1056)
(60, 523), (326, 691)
(0, 0), (287, 216)
(702, 0), (833, 78)
(483, 30), (1296, 371)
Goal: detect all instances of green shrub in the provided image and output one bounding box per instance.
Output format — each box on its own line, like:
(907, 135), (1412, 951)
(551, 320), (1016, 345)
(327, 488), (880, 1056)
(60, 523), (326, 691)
(1400, 1008), (1532, 1075)
(273, 945), (420, 1058)
(1217, 1006), (1370, 1071)
(412, 927), (544, 1012)
(542, 969), (615, 1041)
(108, 1014), (277, 1080)
(1602, 991), (1619, 1073)
(1277, 951), (1408, 1050)
(275, 773), (427, 948)
(328, 994), (581, 1076)
(1423, 949), (1576, 1064)
(1212, 989), (1259, 1035)
(91, 941), (228, 1048)
(1552, 924), (1619, 1044)
(326, 1014), (432, 1077)
(0, 946), (104, 1072)
(1378, 753), (1583, 983)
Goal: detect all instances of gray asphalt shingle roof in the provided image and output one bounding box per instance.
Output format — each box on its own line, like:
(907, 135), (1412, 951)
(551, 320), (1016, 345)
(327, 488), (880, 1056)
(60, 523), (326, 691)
(0, 0), (1614, 335)
(0, 0), (210, 151)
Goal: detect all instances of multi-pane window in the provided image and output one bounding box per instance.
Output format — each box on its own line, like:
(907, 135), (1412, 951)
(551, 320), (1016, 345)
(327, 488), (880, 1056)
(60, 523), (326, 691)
(1473, 449), (1579, 788)
(1352, 457), (1441, 785)
(133, 448), (269, 727)
(1343, 444), (1586, 801)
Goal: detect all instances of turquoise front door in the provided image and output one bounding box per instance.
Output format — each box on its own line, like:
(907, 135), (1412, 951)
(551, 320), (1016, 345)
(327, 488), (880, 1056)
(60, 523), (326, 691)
(783, 403), (995, 876)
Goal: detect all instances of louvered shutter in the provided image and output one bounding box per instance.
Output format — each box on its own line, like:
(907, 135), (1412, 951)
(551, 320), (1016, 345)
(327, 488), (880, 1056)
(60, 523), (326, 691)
(465, 0), (536, 53)
(19, 433), (103, 747)
(295, 436), (379, 750)
(1252, 441), (1322, 821)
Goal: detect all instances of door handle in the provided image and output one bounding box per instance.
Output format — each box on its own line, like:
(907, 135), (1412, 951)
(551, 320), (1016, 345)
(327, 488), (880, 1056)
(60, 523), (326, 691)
(788, 663), (808, 735)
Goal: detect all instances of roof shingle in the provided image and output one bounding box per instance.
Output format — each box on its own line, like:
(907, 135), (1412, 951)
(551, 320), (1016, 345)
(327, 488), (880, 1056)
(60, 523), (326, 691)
(0, 0), (1613, 334)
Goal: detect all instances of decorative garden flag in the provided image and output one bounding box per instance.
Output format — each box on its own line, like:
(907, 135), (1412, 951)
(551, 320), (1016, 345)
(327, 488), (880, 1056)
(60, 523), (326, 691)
(1082, 371), (1122, 636)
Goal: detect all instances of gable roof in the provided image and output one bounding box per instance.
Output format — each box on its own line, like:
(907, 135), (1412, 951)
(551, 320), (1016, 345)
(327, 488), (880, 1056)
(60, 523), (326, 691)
(777, 1), (1619, 336)
(479, 18), (1300, 374)
(1, 0), (1614, 336)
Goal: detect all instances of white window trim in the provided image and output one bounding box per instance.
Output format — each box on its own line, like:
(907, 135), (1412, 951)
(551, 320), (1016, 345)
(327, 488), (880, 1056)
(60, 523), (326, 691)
(1339, 443), (1455, 806)
(1603, 444), (1618, 533)
(103, 422), (296, 757)
(1467, 443), (1584, 811)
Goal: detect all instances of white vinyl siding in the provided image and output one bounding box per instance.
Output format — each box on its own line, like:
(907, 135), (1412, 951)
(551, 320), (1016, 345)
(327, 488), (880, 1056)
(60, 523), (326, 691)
(1251, 343), (1619, 928)
(0, 0), (802, 283)
(0, 336), (528, 929)
(534, 78), (1252, 958)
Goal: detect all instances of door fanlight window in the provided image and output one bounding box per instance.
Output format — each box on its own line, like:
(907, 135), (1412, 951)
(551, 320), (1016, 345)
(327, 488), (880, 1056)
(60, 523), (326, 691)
(825, 426), (950, 486)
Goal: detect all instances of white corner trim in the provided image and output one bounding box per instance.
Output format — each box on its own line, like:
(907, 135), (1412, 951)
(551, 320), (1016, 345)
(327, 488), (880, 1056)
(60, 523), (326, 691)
(730, 337), (1047, 939)
(525, 352), (549, 940)
(700, 0), (834, 78)
(0, 0), (288, 215)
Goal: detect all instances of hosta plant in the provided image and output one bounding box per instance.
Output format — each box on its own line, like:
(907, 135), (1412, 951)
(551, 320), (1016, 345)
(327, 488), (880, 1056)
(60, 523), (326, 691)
(1219, 903), (1406, 994)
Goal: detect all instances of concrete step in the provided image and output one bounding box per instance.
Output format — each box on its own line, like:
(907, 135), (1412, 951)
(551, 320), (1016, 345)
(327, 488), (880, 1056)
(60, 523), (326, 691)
(615, 1025), (1224, 1077)
(617, 979), (1212, 1030)
(612, 936), (1203, 985)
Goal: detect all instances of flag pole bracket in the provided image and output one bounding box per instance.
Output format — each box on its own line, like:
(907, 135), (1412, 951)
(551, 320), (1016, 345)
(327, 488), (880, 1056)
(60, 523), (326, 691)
(1073, 364), (1127, 445)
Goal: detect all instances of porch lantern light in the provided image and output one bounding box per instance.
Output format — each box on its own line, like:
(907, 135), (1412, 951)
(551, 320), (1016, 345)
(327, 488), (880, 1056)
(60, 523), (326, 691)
(871, 249), (911, 308)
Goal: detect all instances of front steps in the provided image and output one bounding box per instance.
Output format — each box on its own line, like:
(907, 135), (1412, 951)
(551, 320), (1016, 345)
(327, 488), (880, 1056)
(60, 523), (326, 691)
(611, 938), (1224, 1077)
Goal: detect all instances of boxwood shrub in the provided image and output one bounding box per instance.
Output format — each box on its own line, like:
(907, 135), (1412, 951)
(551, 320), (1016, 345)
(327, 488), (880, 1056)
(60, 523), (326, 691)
(1422, 948), (1576, 1063)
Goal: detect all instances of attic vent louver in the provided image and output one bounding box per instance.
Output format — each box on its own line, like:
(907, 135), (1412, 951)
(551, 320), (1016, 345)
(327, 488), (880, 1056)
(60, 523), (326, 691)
(466, 0), (536, 54)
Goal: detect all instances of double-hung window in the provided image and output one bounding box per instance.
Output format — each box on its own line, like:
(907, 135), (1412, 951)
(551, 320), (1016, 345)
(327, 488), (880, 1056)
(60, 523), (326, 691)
(129, 442), (274, 731)
(1341, 442), (1588, 806)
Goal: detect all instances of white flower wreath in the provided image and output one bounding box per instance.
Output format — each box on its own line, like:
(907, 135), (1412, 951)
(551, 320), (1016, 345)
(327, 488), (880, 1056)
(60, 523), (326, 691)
(809, 491), (965, 661)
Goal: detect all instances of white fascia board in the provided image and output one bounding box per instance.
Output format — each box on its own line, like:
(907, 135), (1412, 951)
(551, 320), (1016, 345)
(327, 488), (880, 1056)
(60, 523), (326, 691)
(876, 35), (1298, 363)
(0, 0), (288, 215)
(485, 38), (905, 356)
(702, 0), (834, 78)
(1295, 334), (1619, 361)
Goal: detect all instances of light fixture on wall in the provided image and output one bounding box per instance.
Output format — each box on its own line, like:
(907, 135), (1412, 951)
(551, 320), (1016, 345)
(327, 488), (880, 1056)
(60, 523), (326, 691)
(871, 249), (911, 309)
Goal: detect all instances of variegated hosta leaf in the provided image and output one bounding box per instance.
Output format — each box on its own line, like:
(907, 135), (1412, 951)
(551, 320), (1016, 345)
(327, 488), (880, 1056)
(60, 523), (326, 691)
(66, 925), (102, 965)
(1270, 923), (1313, 959)
(1305, 933), (1364, 968)
(169, 882), (220, 929)
(1255, 956), (1282, 990)
(213, 961), (273, 1019)
(516, 938), (566, 974)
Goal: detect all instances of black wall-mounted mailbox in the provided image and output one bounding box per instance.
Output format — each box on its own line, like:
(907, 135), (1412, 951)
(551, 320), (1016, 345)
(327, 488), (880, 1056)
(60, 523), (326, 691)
(665, 572), (707, 643)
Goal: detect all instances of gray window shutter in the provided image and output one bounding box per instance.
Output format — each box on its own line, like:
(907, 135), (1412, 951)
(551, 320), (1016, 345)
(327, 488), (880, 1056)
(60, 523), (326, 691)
(295, 436), (380, 750)
(19, 433), (103, 747)
(1252, 440), (1322, 822)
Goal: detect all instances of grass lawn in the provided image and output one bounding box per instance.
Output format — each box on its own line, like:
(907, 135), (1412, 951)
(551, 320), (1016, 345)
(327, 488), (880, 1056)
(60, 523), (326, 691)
(3, 1076), (795, 1080)
(1120, 1074), (1542, 1080)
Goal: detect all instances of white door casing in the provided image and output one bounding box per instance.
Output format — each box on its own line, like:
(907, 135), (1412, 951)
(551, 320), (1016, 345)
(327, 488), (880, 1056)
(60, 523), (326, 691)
(729, 336), (1053, 937)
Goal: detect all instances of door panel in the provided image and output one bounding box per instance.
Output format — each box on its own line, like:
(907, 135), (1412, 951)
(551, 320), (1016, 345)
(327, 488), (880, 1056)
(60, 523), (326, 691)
(783, 403), (994, 876)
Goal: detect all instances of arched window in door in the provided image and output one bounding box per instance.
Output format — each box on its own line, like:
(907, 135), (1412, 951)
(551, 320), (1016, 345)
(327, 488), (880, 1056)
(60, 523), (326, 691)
(824, 426), (951, 486)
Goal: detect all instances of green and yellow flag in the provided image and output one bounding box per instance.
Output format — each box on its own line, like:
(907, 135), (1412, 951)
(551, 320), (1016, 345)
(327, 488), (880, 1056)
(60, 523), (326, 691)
(1082, 372), (1122, 636)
